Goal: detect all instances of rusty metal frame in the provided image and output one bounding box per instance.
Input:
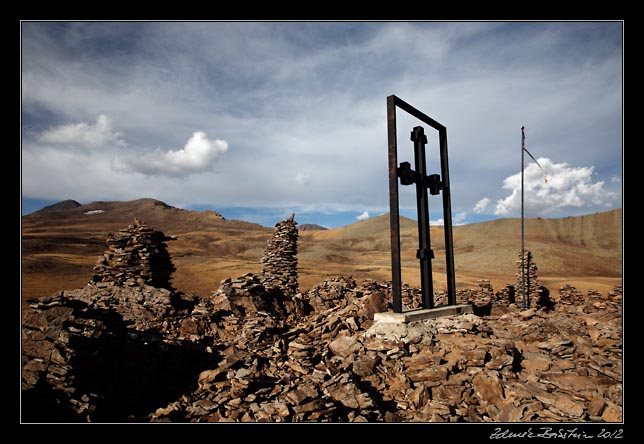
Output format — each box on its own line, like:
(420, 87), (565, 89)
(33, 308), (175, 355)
(387, 95), (456, 313)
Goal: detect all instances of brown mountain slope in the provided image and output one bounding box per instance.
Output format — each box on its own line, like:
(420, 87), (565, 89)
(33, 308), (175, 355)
(34, 199), (81, 213)
(300, 208), (622, 293)
(21, 199), (622, 301)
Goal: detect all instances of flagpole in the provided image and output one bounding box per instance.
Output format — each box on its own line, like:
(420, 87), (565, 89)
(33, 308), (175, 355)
(521, 126), (526, 310)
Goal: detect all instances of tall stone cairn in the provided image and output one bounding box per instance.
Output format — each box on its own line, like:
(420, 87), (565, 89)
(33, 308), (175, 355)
(515, 250), (539, 308)
(89, 219), (176, 290)
(261, 213), (298, 295)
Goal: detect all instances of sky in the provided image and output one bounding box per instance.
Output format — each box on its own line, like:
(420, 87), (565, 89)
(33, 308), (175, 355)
(21, 21), (623, 228)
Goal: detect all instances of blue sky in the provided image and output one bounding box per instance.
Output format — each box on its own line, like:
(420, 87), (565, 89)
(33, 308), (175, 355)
(21, 21), (622, 228)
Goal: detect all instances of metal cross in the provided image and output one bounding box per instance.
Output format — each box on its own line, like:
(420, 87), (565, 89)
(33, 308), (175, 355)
(387, 95), (456, 313)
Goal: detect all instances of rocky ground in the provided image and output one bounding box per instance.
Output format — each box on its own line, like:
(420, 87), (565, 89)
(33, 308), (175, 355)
(21, 276), (622, 423)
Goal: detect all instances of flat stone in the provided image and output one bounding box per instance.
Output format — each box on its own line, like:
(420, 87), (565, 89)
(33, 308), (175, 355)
(587, 393), (606, 417)
(486, 354), (514, 370)
(552, 394), (585, 417)
(601, 401), (622, 422)
(519, 309), (536, 319)
(472, 374), (505, 407)
(521, 352), (552, 371)
(329, 335), (360, 358)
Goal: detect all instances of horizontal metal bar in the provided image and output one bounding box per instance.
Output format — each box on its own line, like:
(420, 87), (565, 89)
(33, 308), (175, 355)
(390, 95), (446, 132)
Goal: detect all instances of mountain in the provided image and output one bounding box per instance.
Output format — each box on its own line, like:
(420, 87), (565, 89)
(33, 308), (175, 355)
(24, 198), (235, 232)
(32, 199), (81, 213)
(21, 198), (622, 302)
(299, 224), (328, 231)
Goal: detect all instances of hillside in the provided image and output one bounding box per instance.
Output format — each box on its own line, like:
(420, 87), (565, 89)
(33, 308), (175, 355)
(22, 198), (273, 300)
(21, 198), (622, 301)
(301, 209), (622, 293)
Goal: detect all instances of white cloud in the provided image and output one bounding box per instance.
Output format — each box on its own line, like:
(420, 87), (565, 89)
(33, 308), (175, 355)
(38, 114), (126, 149)
(473, 198), (491, 214)
(494, 158), (617, 216)
(357, 211), (370, 221)
(454, 211), (468, 225)
(20, 23), (622, 222)
(118, 131), (228, 177)
(295, 172), (311, 185)
(430, 211), (466, 226)
(611, 175), (621, 183)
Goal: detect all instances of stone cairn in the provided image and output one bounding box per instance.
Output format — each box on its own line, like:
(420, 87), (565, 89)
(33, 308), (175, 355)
(261, 214), (298, 295)
(557, 285), (588, 306)
(515, 250), (540, 308)
(89, 219), (176, 290)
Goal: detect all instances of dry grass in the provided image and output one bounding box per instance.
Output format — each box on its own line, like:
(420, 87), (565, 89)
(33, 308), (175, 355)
(21, 202), (622, 302)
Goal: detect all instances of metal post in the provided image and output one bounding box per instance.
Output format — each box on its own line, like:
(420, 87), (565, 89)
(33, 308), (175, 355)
(411, 126), (434, 309)
(439, 128), (457, 306)
(387, 96), (403, 313)
(521, 126), (526, 310)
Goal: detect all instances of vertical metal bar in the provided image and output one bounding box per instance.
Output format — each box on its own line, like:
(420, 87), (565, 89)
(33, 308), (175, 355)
(439, 128), (457, 306)
(387, 95), (402, 313)
(411, 126), (434, 309)
(521, 126), (526, 310)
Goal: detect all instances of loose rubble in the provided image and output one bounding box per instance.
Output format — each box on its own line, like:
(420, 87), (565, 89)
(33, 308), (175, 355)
(22, 219), (623, 423)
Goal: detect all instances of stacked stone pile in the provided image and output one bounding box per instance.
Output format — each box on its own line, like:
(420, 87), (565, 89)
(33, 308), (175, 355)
(608, 285), (622, 303)
(558, 284), (586, 306)
(211, 272), (308, 319)
(90, 219), (176, 290)
(515, 250), (540, 308)
(494, 284), (516, 306)
(587, 289), (603, 298)
(261, 214), (298, 295)
(304, 275), (359, 312)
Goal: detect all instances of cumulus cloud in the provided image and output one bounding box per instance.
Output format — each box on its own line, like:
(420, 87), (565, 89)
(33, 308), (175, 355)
(494, 158), (617, 216)
(473, 198), (491, 214)
(295, 172), (311, 185)
(430, 211), (467, 226)
(38, 114), (126, 149)
(118, 131), (228, 177)
(357, 211), (370, 221)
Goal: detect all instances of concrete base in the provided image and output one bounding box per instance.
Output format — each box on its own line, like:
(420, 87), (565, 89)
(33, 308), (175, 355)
(374, 304), (473, 324)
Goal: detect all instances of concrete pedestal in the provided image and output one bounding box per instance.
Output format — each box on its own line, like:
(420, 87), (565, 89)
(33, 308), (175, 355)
(374, 304), (473, 324)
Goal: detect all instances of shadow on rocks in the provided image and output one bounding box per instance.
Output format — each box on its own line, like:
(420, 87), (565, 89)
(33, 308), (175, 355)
(22, 301), (218, 423)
